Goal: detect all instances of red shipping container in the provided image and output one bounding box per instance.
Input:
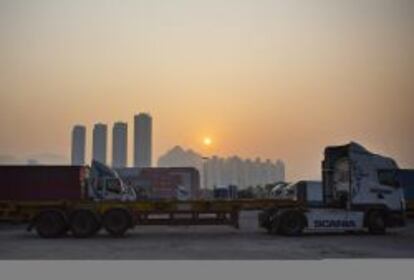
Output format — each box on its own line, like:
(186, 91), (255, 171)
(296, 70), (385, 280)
(0, 166), (87, 201)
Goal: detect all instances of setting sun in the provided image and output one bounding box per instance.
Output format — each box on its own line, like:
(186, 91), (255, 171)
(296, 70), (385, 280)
(203, 137), (212, 146)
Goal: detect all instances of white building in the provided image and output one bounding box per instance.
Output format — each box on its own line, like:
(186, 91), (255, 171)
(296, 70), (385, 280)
(134, 113), (152, 167)
(253, 157), (262, 187)
(112, 122), (127, 168)
(92, 123), (107, 164)
(71, 125), (86, 165)
(275, 159), (285, 182)
(157, 146), (286, 189)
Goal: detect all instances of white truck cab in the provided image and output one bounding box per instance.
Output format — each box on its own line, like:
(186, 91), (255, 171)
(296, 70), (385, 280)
(87, 161), (137, 201)
(259, 142), (406, 235)
(284, 180), (323, 207)
(270, 183), (288, 198)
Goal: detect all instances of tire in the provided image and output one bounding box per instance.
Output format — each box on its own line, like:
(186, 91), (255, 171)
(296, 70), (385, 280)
(268, 218), (279, 235)
(258, 211), (271, 233)
(35, 210), (67, 238)
(70, 210), (100, 238)
(278, 211), (305, 236)
(367, 211), (386, 235)
(103, 208), (132, 237)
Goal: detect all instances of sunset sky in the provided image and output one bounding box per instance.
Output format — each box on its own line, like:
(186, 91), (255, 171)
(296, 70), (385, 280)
(0, 0), (413, 180)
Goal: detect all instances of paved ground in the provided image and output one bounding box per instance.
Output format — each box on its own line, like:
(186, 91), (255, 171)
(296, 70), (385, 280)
(1, 211), (414, 260)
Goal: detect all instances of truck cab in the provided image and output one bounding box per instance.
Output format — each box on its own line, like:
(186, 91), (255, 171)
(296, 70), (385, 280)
(282, 183), (295, 199)
(259, 142), (406, 235)
(283, 180), (323, 207)
(270, 183), (288, 198)
(88, 161), (136, 201)
(322, 142), (405, 225)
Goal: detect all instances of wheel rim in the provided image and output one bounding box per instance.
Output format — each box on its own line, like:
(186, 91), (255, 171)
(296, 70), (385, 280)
(282, 212), (303, 235)
(104, 210), (130, 236)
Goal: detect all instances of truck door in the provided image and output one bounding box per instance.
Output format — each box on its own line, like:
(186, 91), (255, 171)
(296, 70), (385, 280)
(333, 158), (351, 209)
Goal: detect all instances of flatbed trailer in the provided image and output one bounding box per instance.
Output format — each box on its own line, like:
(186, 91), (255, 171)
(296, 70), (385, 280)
(0, 199), (302, 238)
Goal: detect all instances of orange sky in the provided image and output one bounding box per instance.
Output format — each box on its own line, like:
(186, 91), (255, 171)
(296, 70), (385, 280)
(1, 0), (413, 180)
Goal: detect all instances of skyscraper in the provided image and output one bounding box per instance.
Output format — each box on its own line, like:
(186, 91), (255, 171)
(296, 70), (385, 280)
(134, 113), (152, 167)
(112, 122), (128, 168)
(92, 123), (107, 164)
(71, 125), (86, 165)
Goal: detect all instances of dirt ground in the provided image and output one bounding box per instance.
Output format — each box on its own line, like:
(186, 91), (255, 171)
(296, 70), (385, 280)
(1, 211), (414, 260)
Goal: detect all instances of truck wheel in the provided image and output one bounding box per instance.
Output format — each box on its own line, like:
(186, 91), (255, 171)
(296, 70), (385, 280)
(278, 211), (305, 236)
(367, 211), (386, 235)
(103, 209), (132, 237)
(268, 218), (279, 235)
(35, 210), (67, 238)
(70, 210), (100, 238)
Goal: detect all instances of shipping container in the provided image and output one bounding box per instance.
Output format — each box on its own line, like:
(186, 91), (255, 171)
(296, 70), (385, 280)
(0, 166), (88, 201)
(116, 167), (200, 200)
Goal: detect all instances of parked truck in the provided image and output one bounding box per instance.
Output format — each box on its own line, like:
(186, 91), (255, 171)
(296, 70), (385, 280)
(270, 182), (289, 198)
(0, 142), (407, 238)
(259, 142), (406, 235)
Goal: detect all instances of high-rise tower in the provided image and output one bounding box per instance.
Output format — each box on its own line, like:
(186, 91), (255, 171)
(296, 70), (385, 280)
(92, 123), (107, 164)
(112, 122), (127, 168)
(71, 125), (86, 165)
(134, 113), (152, 167)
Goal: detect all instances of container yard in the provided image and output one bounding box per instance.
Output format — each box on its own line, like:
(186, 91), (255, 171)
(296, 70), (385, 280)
(0, 142), (409, 241)
(0, 141), (413, 261)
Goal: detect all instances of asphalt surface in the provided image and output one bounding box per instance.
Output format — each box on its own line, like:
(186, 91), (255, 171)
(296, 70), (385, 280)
(1, 211), (414, 260)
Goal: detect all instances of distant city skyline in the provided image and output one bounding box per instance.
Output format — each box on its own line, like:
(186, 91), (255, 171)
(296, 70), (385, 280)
(69, 113), (153, 168)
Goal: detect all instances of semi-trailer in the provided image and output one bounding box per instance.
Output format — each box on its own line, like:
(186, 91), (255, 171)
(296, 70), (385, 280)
(259, 142), (406, 235)
(0, 142), (407, 238)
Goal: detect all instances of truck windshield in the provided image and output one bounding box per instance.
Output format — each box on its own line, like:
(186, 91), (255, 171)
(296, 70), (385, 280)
(378, 170), (399, 188)
(284, 183), (297, 198)
(106, 179), (122, 194)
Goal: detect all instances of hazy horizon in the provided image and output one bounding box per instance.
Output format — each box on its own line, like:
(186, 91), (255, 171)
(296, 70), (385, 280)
(1, 0), (413, 180)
